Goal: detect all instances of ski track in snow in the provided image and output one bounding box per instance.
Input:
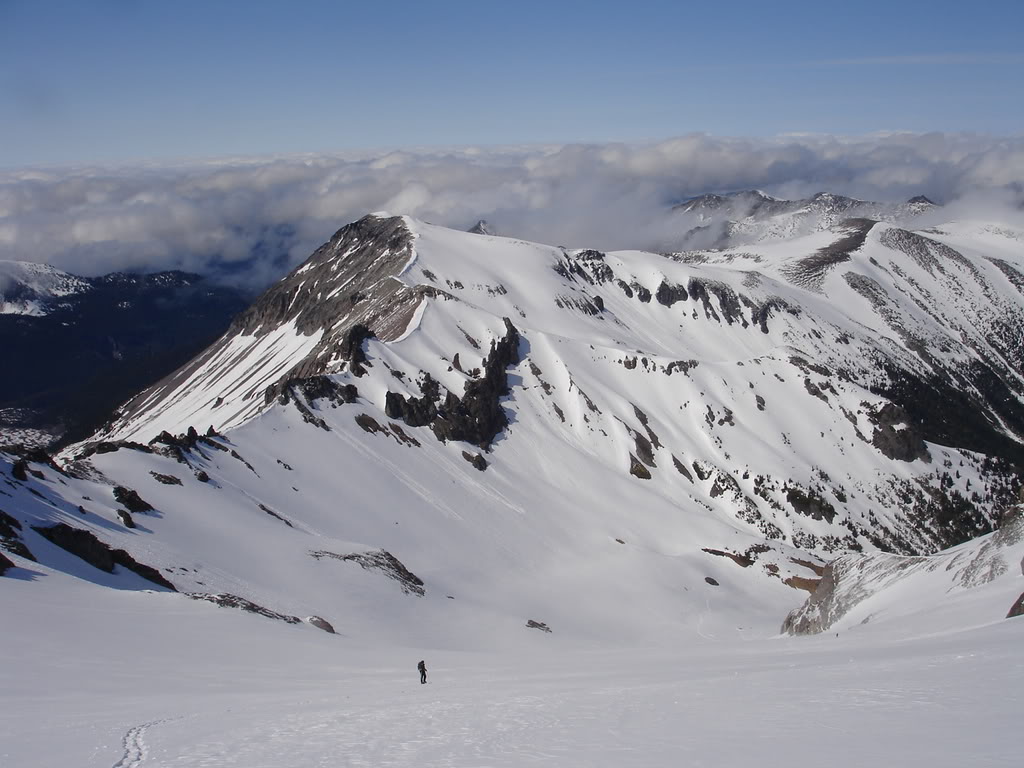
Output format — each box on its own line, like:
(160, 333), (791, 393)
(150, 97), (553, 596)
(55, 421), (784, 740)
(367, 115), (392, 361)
(331, 418), (466, 522)
(111, 720), (157, 768)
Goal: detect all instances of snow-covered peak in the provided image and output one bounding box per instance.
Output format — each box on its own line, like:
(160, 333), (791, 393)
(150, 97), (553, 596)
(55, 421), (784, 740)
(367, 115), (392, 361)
(0, 260), (90, 315)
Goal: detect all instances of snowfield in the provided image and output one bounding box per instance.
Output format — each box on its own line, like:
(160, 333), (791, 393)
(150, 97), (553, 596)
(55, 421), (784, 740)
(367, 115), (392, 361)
(3, 564), (1022, 767)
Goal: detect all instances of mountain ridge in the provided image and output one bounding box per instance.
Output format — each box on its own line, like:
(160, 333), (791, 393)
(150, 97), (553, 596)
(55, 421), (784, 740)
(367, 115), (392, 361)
(4, 199), (1023, 650)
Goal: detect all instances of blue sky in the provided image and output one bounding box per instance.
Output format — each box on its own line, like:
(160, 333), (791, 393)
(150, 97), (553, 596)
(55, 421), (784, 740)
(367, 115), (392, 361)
(1, 0), (1022, 167)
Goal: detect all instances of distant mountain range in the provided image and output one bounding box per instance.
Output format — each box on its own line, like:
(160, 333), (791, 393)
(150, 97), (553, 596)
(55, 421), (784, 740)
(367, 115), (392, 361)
(672, 190), (938, 249)
(0, 262), (247, 447)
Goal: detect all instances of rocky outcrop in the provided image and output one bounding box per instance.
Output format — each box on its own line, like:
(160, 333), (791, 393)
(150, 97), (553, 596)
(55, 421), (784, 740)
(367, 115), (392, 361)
(277, 375), (359, 429)
(462, 451), (488, 471)
(116, 510), (136, 529)
(868, 403), (930, 463)
(186, 592), (301, 624)
(702, 548), (754, 568)
(307, 615), (337, 634)
(386, 320), (520, 450)
(629, 455), (652, 479)
(785, 487), (837, 524)
(150, 472), (183, 486)
(781, 218), (874, 292)
(113, 486), (154, 514)
(31, 523), (175, 590)
(1007, 593), (1024, 619)
(431, 319), (520, 448)
(385, 376), (439, 427)
(282, 375), (358, 407)
(310, 549), (425, 596)
(0, 508), (35, 562)
(336, 324), (375, 378)
(655, 280), (688, 307)
(0, 551), (14, 575)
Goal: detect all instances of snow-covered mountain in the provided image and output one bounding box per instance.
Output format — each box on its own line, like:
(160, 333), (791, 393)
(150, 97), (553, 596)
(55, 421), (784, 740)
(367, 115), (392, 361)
(0, 260), (90, 316)
(4, 203), (1023, 766)
(3, 205), (1023, 641)
(673, 189), (937, 248)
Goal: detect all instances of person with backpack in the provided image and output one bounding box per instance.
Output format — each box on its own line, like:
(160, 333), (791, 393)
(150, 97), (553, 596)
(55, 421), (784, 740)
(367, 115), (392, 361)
(418, 659), (427, 684)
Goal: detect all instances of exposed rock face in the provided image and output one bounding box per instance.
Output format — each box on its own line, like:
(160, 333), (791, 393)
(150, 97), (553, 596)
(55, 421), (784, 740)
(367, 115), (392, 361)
(1007, 593), (1024, 619)
(655, 280), (688, 307)
(310, 549), (425, 596)
(31, 523), (175, 590)
(0, 551), (14, 575)
(307, 615), (336, 633)
(432, 319), (520, 449)
(0, 508), (23, 540)
(0, 508), (35, 562)
(629, 455), (652, 479)
(868, 403), (930, 463)
(462, 451), (488, 471)
(103, 215), (432, 440)
(387, 320), (521, 450)
(186, 592), (301, 624)
(385, 377), (439, 428)
(702, 548), (753, 568)
(278, 375), (359, 430)
(116, 510), (135, 529)
(284, 375), (359, 407)
(150, 472), (182, 486)
(11, 459), (28, 482)
(113, 486), (154, 514)
(786, 487), (837, 524)
(468, 219), (495, 235)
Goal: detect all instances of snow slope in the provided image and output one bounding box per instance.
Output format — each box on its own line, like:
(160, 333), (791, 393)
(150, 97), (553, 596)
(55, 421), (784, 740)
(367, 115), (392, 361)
(2, 556), (1022, 767)
(94, 213), (1023, 557)
(783, 505), (1024, 636)
(3, 206), (1024, 765)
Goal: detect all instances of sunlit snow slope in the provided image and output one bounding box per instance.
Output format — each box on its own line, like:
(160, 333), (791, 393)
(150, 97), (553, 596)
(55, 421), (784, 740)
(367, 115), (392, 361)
(3, 210), (1024, 649)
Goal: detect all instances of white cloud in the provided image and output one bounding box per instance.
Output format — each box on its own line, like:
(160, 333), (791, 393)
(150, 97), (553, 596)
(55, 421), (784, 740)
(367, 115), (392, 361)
(0, 133), (1021, 292)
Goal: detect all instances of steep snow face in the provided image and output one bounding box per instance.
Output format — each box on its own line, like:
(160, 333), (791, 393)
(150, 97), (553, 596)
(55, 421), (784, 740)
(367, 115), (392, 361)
(0, 260), (90, 315)
(99, 215), (426, 441)
(783, 506), (1024, 636)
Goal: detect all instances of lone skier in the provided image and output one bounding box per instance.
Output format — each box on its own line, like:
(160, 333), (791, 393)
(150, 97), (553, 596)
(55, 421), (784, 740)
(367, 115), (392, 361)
(418, 659), (427, 684)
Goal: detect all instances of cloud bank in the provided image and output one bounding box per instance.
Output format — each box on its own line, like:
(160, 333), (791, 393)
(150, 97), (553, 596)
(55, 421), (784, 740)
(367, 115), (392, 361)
(1, 133), (1022, 293)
